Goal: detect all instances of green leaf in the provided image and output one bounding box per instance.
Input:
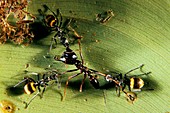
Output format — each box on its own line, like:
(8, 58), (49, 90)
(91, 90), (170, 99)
(0, 0), (170, 113)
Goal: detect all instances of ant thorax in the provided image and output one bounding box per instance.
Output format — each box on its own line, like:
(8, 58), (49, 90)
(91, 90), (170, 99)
(58, 47), (78, 64)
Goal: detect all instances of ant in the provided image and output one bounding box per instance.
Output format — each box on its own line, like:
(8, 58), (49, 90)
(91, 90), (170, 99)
(38, 5), (73, 52)
(13, 70), (61, 108)
(54, 46), (107, 99)
(98, 64), (152, 103)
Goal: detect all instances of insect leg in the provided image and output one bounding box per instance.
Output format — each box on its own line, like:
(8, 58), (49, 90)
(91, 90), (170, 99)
(64, 72), (82, 99)
(79, 74), (87, 92)
(24, 91), (40, 109)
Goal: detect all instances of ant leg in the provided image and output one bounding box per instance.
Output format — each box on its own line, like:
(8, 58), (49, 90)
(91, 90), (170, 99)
(116, 85), (121, 97)
(73, 30), (84, 64)
(63, 18), (72, 30)
(41, 86), (46, 98)
(64, 73), (82, 99)
(38, 9), (47, 26)
(58, 9), (63, 28)
(89, 70), (107, 77)
(62, 68), (79, 74)
(37, 73), (40, 81)
(67, 26), (83, 63)
(37, 86), (42, 98)
(55, 9), (60, 27)
(79, 74), (87, 92)
(78, 39), (84, 65)
(40, 74), (47, 97)
(49, 32), (59, 52)
(43, 5), (58, 18)
(24, 91), (40, 109)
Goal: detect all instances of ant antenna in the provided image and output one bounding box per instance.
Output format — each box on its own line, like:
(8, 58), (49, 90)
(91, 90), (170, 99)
(13, 79), (28, 88)
(131, 71), (152, 77)
(125, 64), (144, 75)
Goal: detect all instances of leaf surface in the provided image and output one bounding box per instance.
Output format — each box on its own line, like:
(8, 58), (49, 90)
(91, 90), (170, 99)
(0, 0), (170, 113)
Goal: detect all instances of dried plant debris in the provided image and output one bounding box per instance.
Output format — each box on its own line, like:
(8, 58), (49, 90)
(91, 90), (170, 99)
(96, 9), (114, 23)
(0, 0), (35, 45)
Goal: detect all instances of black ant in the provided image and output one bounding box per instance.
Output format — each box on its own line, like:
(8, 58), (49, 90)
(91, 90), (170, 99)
(38, 5), (72, 52)
(13, 70), (61, 108)
(54, 46), (106, 99)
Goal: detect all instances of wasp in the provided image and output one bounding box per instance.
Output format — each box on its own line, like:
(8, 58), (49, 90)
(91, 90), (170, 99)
(54, 47), (107, 99)
(13, 70), (61, 108)
(38, 5), (73, 52)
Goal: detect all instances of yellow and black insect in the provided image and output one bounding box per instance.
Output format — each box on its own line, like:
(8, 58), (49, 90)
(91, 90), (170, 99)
(103, 64), (152, 103)
(122, 64), (150, 92)
(38, 5), (72, 52)
(106, 64), (151, 95)
(13, 71), (61, 108)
